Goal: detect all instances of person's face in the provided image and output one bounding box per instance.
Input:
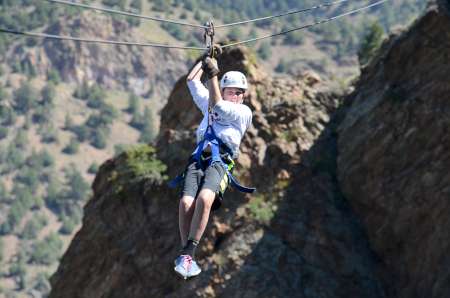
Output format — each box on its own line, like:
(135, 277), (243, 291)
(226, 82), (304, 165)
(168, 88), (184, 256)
(222, 87), (245, 104)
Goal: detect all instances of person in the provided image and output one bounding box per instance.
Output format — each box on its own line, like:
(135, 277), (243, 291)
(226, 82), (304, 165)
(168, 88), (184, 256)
(173, 55), (252, 279)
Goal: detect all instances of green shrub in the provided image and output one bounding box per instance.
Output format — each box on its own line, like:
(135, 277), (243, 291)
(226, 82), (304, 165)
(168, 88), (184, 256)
(13, 81), (38, 114)
(59, 216), (77, 235)
(13, 185), (34, 210)
(1, 200), (26, 234)
(0, 238), (4, 262)
(73, 80), (89, 99)
(0, 127), (7, 139)
(247, 194), (276, 224)
(227, 27), (243, 41)
(116, 144), (167, 186)
(88, 162), (99, 174)
(40, 128), (58, 143)
(7, 144), (25, 169)
(90, 128), (107, 149)
(0, 105), (16, 125)
(151, 0), (171, 12)
(47, 69), (61, 85)
(32, 104), (52, 124)
(130, 108), (144, 129)
(283, 31), (304, 45)
(41, 83), (55, 104)
(102, 0), (126, 9)
(162, 22), (187, 40)
(64, 113), (74, 130)
(257, 41), (272, 61)
(275, 58), (289, 73)
(127, 93), (140, 114)
(63, 137), (79, 154)
(130, 0), (142, 11)
(0, 181), (7, 203)
(13, 130), (28, 149)
(38, 149), (55, 168)
(14, 167), (39, 192)
(138, 107), (156, 143)
(20, 215), (46, 239)
(65, 165), (90, 201)
(98, 102), (118, 123)
(30, 232), (63, 265)
(358, 21), (384, 66)
(9, 259), (26, 289)
(45, 175), (64, 213)
(86, 85), (106, 109)
(72, 125), (89, 142)
(0, 85), (7, 102)
(33, 272), (51, 294)
(114, 144), (128, 157)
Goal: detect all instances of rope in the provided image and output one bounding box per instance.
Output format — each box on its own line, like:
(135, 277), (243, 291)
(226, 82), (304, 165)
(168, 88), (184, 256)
(222, 0), (389, 48)
(0, 28), (208, 50)
(215, 0), (353, 28)
(44, 0), (208, 29)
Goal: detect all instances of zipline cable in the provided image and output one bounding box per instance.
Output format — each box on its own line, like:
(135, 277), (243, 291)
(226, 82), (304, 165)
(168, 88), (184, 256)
(222, 0), (388, 48)
(44, 0), (208, 29)
(0, 0), (388, 51)
(216, 0), (353, 28)
(0, 28), (208, 50)
(46, 0), (356, 30)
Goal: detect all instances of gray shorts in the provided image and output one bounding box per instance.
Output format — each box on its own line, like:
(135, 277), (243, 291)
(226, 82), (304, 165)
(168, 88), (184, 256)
(182, 160), (229, 211)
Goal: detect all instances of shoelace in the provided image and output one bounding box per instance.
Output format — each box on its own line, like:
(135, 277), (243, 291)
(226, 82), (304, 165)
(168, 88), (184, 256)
(182, 255), (193, 271)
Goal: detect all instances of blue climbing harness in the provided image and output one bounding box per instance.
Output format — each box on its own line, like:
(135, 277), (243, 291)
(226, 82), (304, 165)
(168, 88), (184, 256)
(168, 125), (256, 194)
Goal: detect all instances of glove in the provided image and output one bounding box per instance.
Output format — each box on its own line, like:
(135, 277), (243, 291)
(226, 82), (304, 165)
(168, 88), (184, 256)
(209, 44), (223, 57)
(202, 57), (219, 79)
(201, 44), (223, 60)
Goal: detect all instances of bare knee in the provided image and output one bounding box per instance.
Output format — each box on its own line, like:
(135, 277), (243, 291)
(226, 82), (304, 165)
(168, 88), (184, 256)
(180, 196), (195, 212)
(196, 189), (216, 209)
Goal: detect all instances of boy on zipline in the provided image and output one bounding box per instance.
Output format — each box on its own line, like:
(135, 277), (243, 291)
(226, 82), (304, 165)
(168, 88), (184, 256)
(173, 54), (253, 279)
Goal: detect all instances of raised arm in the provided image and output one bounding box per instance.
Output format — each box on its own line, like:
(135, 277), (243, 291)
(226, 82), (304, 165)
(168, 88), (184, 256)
(207, 75), (223, 106)
(187, 61), (203, 82)
(202, 57), (222, 107)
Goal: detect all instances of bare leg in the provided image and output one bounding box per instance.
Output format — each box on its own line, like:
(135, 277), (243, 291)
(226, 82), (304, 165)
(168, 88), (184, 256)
(188, 189), (216, 241)
(179, 195), (196, 247)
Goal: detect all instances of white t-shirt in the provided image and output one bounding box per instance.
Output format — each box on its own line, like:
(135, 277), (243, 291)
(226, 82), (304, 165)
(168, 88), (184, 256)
(187, 80), (252, 158)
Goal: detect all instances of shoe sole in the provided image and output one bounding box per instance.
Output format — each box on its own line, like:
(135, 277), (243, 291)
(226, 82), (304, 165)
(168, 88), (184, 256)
(187, 270), (201, 278)
(174, 267), (188, 280)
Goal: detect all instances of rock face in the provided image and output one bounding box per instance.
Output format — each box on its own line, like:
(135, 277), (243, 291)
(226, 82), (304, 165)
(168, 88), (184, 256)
(337, 1), (450, 297)
(10, 12), (187, 101)
(49, 44), (385, 297)
(49, 1), (450, 297)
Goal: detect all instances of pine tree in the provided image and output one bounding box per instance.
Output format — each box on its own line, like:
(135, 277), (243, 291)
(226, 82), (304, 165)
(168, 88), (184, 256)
(358, 21), (384, 66)
(257, 42), (272, 61)
(64, 113), (74, 130)
(127, 93), (140, 116)
(13, 81), (38, 114)
(139, 107), (156, 143)
(63, 137), (80, 154)
(47, 69), (61, 85)
(88, 162), (99, 174)
(41, 82), (56, 106)
(91, 128), (107, 149)
(65, 165), (89, 201)
(0, 238), (3, 262)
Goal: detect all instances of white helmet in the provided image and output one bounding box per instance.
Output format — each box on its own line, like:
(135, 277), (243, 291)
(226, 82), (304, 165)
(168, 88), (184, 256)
(220, 71), (248, 90)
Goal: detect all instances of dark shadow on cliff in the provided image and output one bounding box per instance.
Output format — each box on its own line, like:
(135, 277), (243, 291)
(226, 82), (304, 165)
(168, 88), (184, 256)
(204, 100), (390, 298)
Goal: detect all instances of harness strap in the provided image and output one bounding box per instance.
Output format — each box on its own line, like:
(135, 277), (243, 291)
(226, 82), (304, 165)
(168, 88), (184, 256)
(168, 125), (256, 194)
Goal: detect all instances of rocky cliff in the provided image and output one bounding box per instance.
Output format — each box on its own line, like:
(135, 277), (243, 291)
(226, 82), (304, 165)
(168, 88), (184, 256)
(48, 1), (450, 297)
(9, 11), (187, 102)
(337, 0), (450, 297)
